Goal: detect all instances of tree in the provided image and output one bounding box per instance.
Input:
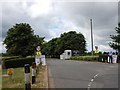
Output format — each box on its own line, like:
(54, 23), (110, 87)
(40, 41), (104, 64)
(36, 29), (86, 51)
(57, 31), (86, 55)
(3, 23), (44, 57)
(42, 31), (86, 57)
(109, 22), (120, 53)
(41, 38), (59, 57)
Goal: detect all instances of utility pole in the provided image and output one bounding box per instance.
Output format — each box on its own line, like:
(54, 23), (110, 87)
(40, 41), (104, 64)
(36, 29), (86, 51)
(90, 19), (94, 56)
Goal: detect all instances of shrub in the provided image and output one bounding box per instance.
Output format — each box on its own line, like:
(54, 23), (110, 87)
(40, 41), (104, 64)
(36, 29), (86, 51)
(117, 54), (120, 63)
(4, 57), (35, 68)
(2, 56), (19, 61)
(98, 54), (108, 62)
(70, 56), (99, 61)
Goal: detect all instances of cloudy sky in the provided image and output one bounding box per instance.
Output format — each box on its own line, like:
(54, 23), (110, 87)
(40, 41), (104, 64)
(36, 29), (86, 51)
(0, 0), (119, 53)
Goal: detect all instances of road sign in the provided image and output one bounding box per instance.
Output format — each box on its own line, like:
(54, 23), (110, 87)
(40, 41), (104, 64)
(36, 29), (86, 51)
(36, 46), (40, 51)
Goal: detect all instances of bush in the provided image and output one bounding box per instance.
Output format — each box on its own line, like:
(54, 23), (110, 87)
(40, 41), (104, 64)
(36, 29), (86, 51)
(4, 57), (35, 68)
(98, 54), (108, 62)
(2, 56), (19, 61)
(70, 56), (99, 61)
(117, 54), (120, 63)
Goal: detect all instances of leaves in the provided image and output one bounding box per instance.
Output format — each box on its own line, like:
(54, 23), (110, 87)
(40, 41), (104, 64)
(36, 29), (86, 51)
(3, 23), (44, 57)
(41, 31), (86, 57)
(109, 22), (120, 53)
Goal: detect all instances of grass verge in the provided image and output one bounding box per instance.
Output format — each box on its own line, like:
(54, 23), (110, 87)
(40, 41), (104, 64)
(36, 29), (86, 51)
(2, 66), (47, 89)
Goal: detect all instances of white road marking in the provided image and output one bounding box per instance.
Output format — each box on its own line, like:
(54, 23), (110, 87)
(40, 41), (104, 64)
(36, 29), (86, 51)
(87, 73), (99, 89)
(91, 79), (94, 82)
(88, 82), (92, 87)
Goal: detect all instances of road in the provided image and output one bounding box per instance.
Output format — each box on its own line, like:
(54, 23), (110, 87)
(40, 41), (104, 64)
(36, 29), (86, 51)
(0, 65), (2, 89)
(47, 59), (119, 89)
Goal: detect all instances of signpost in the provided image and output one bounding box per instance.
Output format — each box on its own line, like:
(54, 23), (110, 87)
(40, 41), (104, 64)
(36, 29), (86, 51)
(36, 46), (41, 55)
(35, 46), (42, 66)
(95, 46), (99, 54)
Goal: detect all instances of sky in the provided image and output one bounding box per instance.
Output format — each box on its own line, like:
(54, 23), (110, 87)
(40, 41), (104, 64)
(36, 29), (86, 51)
(0, 0), (119, 53)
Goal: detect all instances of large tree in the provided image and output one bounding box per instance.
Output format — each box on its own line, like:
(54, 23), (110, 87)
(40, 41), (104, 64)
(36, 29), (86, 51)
(42, 31), (86, 57)
(109, 22), (120, 53)
(41, 38), (58, 57)
(3, 23), (44, 57)
(57, 31), (86, 55)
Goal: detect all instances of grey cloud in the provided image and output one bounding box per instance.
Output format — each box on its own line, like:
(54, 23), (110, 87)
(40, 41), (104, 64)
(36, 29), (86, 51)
(2, 1), (55, 41)
(118, 1), (120, 22)
(55, 2), (118, 29)
(54, 2), (118, 50)
(1, 1), (118, 52)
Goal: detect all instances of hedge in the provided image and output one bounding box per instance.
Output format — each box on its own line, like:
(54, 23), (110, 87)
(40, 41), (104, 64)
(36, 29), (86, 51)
(4, 57), (35, 68)
(2, 56), (19, 61)
(70, 54), (120, 63)
(98, 54), (108, 62)
(117, 54), (120, 63)
(70, 56), (99, 61)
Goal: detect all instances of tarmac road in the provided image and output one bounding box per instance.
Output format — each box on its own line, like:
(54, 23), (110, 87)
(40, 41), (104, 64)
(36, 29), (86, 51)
(0, 65), (2, 89)
(47, 59), (119, 89)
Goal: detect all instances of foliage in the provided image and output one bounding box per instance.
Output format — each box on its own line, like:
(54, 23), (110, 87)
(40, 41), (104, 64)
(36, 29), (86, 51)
(3, 23), (44, 57)
(70, 56), (99, 61)
(109, 22), (120, 53)
(70, 54), (120, 63)
(98, 54), (108, 62)
(83, 51), (102, 56)
(41, 38), (59, 57)
(117, 54), (120, 63)
(57, 31), (86, 54)
(41, 31), (86, 57)
(2, 56), (19, 61)
(4, 57), (34, 68)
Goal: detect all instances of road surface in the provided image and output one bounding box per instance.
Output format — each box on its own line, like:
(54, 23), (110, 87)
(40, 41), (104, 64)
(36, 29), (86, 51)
(47, 59), (119, 89)
(0, 65), (2, 89)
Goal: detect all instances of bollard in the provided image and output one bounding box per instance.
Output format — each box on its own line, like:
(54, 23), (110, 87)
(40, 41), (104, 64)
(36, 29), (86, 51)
(32, 62), (36, 84)
(24, 64), (31, 90)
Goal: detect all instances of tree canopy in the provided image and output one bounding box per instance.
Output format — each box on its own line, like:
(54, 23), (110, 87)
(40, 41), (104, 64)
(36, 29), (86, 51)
(3, 23), (44, 57)
(109, 22), (120, 53)
(41, 31), (86, 57)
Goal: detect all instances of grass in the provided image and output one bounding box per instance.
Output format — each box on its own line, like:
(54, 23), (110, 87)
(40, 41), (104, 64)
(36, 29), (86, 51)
(32, 66), (47, 88)
(2, 67), (25, 88)
(2, 65), (47, 89)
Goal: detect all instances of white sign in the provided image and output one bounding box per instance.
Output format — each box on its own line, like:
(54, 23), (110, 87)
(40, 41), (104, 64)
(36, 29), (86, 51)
(35, 58), (40, 66)
(40, 55), (46, 66)
(112, 55), (117, 63)
(36, 46), (40, 51)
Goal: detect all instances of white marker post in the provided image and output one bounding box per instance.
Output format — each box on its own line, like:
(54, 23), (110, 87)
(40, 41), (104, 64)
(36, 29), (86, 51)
(32, 62), (36, 84)
(24, 64), (31, 90)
